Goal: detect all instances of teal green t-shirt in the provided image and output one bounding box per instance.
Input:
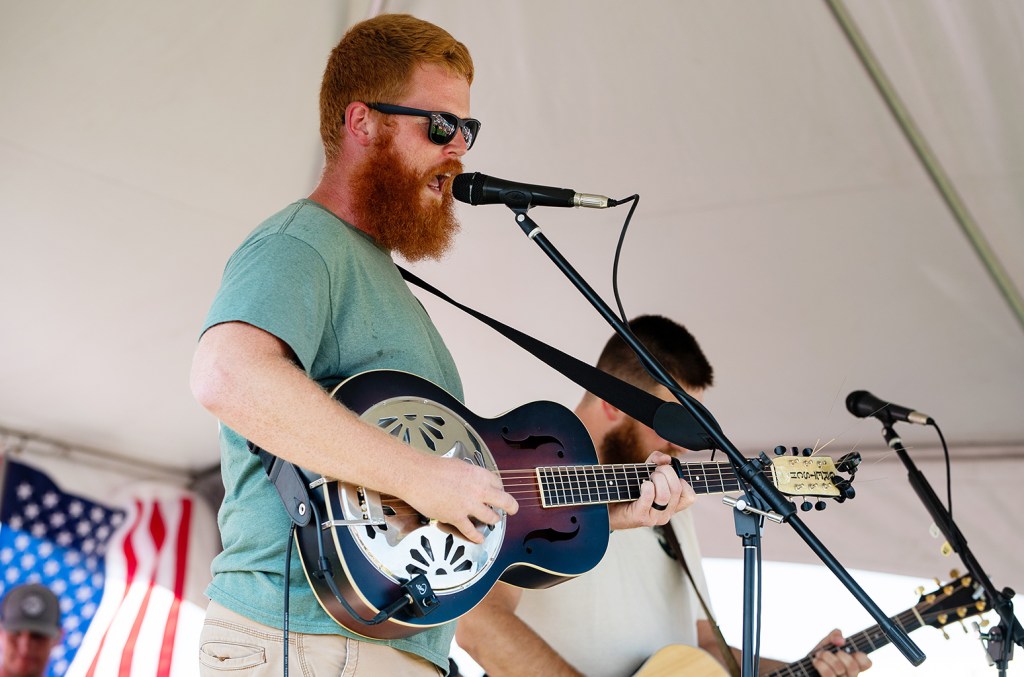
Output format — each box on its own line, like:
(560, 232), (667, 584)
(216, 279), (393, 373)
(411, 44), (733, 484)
(201, 199), (462, 670)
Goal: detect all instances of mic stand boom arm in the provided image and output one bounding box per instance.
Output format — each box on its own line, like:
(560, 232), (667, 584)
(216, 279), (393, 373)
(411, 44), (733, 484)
(507, 206), (926, 672)
(879, 423), (1022, 674)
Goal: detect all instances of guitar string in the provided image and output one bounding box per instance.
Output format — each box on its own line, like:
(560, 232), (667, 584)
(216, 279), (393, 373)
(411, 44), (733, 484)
(371, 463), (813, 515)
(771, 583), (977, 676)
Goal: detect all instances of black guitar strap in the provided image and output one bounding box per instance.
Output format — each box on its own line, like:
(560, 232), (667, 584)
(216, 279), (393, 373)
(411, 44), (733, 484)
(398, 266), (715, 451)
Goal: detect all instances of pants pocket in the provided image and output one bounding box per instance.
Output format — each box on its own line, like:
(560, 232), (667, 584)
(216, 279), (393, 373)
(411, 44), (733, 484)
(199, 640), (266, 671)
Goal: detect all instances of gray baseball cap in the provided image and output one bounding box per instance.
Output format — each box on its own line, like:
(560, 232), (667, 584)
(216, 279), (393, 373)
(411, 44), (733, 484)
(0, 583), (62, 638)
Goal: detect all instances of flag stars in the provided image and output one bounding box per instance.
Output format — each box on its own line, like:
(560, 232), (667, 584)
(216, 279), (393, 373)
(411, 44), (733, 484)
(56, 531), (73, 546)
(24, 503), (40, 519)
(16, 482), (33, 500)
(68, 500), (84, 517)
(42, 491), (60, 508)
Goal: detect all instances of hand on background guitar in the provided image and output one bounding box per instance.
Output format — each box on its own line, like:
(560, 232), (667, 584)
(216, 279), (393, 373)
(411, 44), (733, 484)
(804, 629), (873, 677)
(608, 450), (696, 531)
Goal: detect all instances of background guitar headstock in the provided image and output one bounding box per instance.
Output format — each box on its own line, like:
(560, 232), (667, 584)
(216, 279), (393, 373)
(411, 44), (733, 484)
(916, 572), (988, 638)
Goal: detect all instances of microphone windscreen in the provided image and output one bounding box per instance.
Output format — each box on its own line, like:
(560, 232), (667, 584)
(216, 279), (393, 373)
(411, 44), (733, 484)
(451, 173), (477, 204)
(845, 390), (872, 418)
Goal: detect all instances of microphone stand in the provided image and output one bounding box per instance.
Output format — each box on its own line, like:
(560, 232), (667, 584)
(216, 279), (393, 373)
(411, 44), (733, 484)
(879, 421), (1022, 675)
(505, 205), (926, 674)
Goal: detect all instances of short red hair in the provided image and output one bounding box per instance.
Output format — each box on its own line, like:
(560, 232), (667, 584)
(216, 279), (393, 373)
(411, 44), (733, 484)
(320, 13), (474, 161)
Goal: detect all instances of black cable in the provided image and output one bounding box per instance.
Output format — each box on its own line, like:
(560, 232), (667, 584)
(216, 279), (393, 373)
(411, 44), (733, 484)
(306, 494), (409, 626)
(610, 193), (640, 324)
(283, 523), (295, 677)
(930, 421), (953, 518)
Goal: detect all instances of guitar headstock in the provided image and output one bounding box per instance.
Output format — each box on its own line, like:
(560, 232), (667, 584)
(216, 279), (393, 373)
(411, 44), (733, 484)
(915, 573), (988, 634)
(766, 446), (861, 506)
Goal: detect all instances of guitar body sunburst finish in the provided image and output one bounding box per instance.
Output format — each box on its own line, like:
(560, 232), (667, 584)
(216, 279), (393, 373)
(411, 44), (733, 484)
(294, 369), (608, 639)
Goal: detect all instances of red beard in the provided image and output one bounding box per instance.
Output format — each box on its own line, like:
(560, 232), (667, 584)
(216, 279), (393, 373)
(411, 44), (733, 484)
(349, 131), (463, 262)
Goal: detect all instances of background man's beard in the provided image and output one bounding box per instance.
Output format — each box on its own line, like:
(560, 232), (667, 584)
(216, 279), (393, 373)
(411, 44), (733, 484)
(600, 418), (651, 466)
(350, 133), (463, 262)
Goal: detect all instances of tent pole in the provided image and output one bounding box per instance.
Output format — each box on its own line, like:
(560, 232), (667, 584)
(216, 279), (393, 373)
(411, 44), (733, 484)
(824, 0), (1024, 334)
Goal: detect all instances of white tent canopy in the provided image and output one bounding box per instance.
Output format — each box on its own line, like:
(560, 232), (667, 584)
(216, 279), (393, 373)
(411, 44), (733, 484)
(2, 0), (1022, 665)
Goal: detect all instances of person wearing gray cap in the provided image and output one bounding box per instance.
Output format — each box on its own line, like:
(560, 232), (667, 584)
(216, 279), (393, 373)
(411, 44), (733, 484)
(0, 583), (62, 677)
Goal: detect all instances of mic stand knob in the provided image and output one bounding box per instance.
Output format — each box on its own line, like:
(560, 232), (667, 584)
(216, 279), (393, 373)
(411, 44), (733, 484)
(724, 496), (785, 524)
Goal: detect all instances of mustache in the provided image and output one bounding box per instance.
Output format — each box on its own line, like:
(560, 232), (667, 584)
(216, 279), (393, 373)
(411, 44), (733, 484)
(426, 160), (465, 188)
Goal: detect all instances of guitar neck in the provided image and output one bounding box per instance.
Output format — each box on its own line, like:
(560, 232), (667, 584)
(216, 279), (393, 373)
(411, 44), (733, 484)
(536, 461), (747, 507)
(766, 612), (922, 677)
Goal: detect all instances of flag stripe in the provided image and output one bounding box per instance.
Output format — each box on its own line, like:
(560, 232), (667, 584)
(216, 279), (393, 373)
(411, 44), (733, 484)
(157, 498), (191, 677)
(118, 502), (167, 677)
(84, 499), (144, 677)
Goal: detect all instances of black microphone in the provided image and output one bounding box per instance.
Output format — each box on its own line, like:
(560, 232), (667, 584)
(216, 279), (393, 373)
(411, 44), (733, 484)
(452, 172), (612, 209)
(845, 390), (934, 426)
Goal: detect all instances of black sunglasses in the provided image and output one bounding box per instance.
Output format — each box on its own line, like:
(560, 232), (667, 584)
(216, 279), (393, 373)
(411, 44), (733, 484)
(367, 103), (481, 150)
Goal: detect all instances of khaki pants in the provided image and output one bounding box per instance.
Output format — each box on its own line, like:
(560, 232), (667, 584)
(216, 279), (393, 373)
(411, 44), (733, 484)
(198, 601), (444, 676)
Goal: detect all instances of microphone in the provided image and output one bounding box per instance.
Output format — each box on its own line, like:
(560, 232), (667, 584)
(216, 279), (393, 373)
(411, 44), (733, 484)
(845, 390), (934, 426)
(452, 172), (612, 209)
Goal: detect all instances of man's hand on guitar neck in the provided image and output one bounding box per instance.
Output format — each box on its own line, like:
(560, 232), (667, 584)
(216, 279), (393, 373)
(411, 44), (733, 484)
(804, 628), (872, 677)
(609, 450), (696, 531)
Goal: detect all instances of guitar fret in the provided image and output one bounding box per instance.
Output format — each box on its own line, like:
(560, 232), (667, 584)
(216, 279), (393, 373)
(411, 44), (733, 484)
(538, 455), (824, 510)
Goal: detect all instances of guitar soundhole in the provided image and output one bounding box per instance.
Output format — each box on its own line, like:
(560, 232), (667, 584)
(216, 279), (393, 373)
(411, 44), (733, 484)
(401, 532), (476, 578)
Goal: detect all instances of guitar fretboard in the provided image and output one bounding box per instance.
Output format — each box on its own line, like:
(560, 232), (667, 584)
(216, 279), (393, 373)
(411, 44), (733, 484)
(536, 462), (749, 507)
(765, 579), (981, 677)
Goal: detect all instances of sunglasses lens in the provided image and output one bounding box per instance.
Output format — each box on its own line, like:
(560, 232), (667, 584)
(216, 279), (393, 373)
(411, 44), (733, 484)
(462, 120), (479, 149)
(429, 113), (458, 145)
(428, 112), (480, 149)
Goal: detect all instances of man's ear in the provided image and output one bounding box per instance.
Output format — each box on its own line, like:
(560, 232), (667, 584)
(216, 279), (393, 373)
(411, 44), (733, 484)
(599, 398), (627, 424)
(344, 101), (375, 147)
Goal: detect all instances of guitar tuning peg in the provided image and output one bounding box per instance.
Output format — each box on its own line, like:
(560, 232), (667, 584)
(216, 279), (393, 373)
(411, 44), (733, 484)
(802, 447), (813, 457)
(801, 501), (813, 512)
(774, 445), (786, 456)
(836, 452), (862, 474)
(949, 568), (960, 579)
(958, 620), (969, 634)
(915, 586), (925, 596)
(814, 500), (827, 511)
(791, 446), (799, 456)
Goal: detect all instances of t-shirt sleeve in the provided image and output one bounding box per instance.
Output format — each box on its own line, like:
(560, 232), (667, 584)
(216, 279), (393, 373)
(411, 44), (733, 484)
(201, 233), (331, 372)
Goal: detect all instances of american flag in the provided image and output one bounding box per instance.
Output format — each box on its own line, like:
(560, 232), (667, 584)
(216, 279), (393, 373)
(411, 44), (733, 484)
(0, 457), (126, 677)
(1, 456), (209, 677)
